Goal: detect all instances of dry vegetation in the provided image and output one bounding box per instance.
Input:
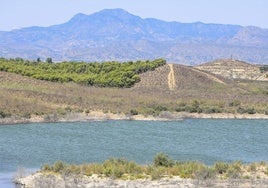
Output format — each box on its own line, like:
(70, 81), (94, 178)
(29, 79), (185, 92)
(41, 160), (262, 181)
(0, 62), (268, 121)
(37, 153), (268, 180)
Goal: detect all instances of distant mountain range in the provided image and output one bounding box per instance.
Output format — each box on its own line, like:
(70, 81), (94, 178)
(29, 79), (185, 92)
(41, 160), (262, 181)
(1, 8), (268, 65)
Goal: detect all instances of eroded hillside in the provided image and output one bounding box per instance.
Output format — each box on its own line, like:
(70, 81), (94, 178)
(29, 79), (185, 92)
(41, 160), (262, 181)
(196, 59), (268, 81)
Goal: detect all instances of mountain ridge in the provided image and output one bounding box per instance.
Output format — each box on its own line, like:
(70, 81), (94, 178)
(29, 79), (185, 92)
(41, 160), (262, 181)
(0, 9), (268, 64)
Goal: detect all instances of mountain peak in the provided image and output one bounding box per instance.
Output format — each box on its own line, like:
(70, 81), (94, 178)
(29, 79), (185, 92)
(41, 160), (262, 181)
(68, 13), (88, 23)
(67, 8), (141, 27)
(97, 8), (130, 15)
(91, 8), (141, 22)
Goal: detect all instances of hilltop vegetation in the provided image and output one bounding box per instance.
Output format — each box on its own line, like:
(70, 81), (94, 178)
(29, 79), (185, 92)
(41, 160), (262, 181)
(0, 58), (166, 88)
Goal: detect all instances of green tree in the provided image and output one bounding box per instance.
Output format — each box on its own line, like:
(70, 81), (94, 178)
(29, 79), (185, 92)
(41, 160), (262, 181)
(46, 57), (53, 63)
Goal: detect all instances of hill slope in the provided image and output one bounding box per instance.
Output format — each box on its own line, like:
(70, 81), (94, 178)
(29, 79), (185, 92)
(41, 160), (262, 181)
(1, 62), (267, 120)
(1, 9), (268, 64)
(196, 59), (268, 81)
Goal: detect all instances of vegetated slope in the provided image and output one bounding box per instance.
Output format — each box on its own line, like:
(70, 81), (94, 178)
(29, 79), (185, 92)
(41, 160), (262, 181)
(133, 63), (268, 114)
(1, 9), (268, 64)
(0, 58), (166, 88)
(0, 62), (268, 119)
(196, 59), (268, 81)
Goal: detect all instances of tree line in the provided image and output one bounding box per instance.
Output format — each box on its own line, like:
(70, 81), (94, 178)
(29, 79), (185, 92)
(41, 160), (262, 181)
(0, 58), (166, 88)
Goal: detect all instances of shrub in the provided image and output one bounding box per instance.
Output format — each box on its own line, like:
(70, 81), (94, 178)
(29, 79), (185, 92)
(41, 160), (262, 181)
(102, 158), (136, 178)
(130, 109), (139, 115)
(22, 112), (31, 119)
(150, 167), (165, 180)
(66, 164), (81, 175)
(0, 111), (11, 118)
(246, 107), (256, 114)
(229, 100), (241, 107)
(0, 111), (6, 118)
(237, 107), (256, 114)
(203, 106), (222, 113)
(248, 163), (257, 172)
(153, 153), (174, 167)
(194, 167), (216, 180)
(226, 161), (242, 179)
(237, 107), (246, 114)
(214, 162), (229, 174)
(260, 161), (266, 166)
(177, 161), (205, 178)
(41, 164), (51, 171)
(53, 161), (66, 173)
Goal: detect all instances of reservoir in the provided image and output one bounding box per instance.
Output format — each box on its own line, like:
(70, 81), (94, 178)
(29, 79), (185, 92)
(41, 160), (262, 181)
(0, 119), (268, 187)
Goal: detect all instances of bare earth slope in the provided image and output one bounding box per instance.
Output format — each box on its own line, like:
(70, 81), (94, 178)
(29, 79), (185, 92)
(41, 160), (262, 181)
(196, 59), (268, 81)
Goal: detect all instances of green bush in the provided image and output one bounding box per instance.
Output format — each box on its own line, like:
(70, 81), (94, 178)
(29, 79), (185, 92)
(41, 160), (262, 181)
(237, 107), (256, 114)
(153, 153), (174, 167)
(130, 109), (139, 115)
(0, 111), (8, 118)
(203, 106), (222, 113)
(52, 161), (66, 173)
(0, 111), (11, 118)
(246, 107), (256, 114)
(213, 162), (229, 174)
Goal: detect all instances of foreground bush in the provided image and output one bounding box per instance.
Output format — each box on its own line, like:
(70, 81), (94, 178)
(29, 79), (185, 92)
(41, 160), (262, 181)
(40, 153), (268, 180)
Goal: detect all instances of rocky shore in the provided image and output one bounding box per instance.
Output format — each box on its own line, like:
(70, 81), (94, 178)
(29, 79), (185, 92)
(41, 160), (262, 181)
(1, 111), (268, 125)
(0, 111), (268, 125)
(14, 173), (268, 188)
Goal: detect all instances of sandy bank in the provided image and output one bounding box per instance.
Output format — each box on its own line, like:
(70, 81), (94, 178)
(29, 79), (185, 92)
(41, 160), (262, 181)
(1, 111), (268, 125)
(14, 172), (268, 188)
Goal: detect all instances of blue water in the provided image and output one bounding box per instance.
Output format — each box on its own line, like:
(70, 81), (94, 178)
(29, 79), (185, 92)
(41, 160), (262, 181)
(0, 119), (268, 187)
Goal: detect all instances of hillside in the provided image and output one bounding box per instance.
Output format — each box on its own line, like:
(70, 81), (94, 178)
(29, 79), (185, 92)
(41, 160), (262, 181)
(196, 59), (268, 81)
(1, 61), (267, 122)
(0, 58), (166, 88)
(1, 9), (268, 64)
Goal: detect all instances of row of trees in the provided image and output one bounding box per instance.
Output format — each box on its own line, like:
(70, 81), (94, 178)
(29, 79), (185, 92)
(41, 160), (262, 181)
(0, 58), (166, 88)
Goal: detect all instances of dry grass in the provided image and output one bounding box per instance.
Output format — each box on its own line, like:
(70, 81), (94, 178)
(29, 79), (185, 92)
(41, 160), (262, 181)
(0, 63), (267, 118)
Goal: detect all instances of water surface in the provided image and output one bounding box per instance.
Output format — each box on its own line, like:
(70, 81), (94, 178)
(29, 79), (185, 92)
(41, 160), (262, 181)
(0, 119), (267, 187)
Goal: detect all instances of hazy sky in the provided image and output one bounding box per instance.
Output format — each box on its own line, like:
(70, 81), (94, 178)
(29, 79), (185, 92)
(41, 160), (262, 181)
(1, 0), (268, 31)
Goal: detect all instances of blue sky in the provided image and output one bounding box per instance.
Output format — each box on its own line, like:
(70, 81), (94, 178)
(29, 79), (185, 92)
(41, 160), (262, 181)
(1, 0), (268, 31)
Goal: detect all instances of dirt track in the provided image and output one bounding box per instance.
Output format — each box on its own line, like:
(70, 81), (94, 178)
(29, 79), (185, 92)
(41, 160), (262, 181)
(168, 64), (177, 90)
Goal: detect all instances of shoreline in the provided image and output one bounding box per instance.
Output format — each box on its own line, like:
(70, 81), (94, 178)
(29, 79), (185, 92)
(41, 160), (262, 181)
(1, 111), (268, 125)
(14, 173), (268, 188)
